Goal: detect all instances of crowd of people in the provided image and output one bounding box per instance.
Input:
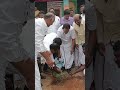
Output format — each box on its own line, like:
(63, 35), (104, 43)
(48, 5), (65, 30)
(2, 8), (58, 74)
(0, 0), (120, 90)
(35, 4), (85, 90)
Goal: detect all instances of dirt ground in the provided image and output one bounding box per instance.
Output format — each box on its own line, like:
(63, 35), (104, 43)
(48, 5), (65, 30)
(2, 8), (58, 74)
(41, 68), (85, 90)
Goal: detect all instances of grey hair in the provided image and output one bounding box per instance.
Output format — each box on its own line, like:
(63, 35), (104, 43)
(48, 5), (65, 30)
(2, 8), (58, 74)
(44, 12), (55, 19)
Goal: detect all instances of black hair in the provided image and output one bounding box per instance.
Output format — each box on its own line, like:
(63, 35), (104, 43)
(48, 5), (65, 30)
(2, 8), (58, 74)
(50, 43), (60, 51)
(64, 9), (70, 15)
(40, 10), (45, 14)
(53, 38), (62, 46)
(49, 8), (55, 11)
(62, 23), (70, 29)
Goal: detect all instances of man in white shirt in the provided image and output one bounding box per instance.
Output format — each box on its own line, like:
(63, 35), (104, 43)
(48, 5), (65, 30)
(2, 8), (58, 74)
(47, 8), (61, 34)
(35, 12), (55, 90)
(57, 23), (76, 73)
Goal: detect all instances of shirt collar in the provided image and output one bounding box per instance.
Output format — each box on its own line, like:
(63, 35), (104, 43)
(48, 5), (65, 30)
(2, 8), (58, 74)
(42, 18), (48, 28)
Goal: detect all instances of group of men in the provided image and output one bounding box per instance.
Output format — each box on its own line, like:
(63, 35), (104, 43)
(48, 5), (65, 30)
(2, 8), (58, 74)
(35, 6), (85, 90)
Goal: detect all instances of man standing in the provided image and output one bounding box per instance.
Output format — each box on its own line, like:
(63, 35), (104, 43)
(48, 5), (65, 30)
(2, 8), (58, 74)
(73, 14), (85, 71)
(57, 23), (76, 72)
(60, 9), (74, 26)
(35, 12), (55, 90)
(47, 8), (60, 34)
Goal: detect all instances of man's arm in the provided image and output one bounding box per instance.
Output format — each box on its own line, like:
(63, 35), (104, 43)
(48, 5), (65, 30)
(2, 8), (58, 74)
(71, 27), (76, 54)
(71, 65), (85, 75)
(71, 39), (75, 54)
(35, 25), (54, 67)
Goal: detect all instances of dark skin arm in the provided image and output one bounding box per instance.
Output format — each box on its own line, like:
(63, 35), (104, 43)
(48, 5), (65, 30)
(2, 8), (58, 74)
(71, 39), (75, 55)
(40, 51), (54, 67)
(71, 65), (85, 75)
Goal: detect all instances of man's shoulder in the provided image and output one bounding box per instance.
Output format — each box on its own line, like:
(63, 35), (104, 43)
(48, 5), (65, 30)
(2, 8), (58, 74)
(55, 16), (60, 20)
(69, 17), (74, 20)
(58, 25), (63, 31)
(60, 17), (64, 20)
(35, 18), (44, 26)
(70, 25), (74, 31)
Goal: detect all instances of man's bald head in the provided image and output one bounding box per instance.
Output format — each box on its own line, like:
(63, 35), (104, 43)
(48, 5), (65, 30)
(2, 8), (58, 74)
(73, 14), (81, 26)
(74, 14), (81, 20)
(44, 12), (55, 27)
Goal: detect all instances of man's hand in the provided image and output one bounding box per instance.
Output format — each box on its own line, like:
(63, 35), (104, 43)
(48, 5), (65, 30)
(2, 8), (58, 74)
(46, 60), (54, 68)
(40, 51), (54, 68)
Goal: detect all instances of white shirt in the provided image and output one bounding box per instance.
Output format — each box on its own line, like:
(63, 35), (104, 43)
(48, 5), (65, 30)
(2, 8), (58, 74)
(43, 33), (58, 51)
(81, 14), (85, 25)
(47, 16), (60, 34)
(35, 18), (48, 55)
(57, 25), (76, 45)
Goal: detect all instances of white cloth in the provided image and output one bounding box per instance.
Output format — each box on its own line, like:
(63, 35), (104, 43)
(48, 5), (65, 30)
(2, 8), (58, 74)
(35, 18), (48, 54)
(47, 16), (60, 34)
(35, 18), (49, 90)
(35, 60), (42, 90)
(57, 25), (76, 45)
(57, 25), (76, 69)
(43, 32), (58, 62)
(74, 45), (85, 67)
(43, 33), (58, 51)
(81, 14), (85, 25)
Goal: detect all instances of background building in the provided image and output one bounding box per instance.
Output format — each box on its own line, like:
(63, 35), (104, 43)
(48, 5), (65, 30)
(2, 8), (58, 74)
(35, 0), (84, 17)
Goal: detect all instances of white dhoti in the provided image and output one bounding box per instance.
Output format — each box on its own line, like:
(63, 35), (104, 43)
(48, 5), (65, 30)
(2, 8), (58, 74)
(74, 45), (85, 66)
(61, 43), (74, 69)
(35, 53), (42, 90)
(35, 60), (42, 90)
